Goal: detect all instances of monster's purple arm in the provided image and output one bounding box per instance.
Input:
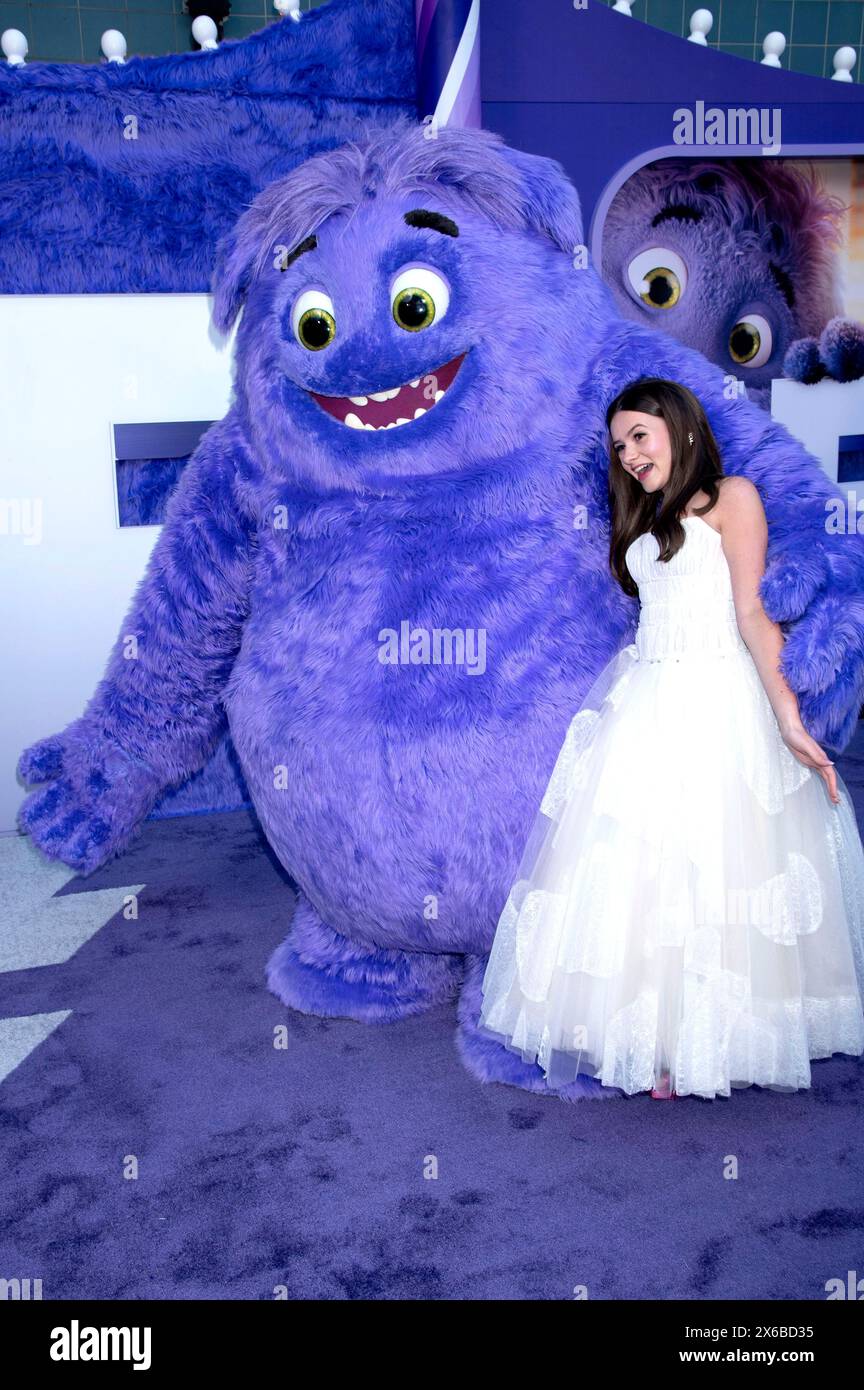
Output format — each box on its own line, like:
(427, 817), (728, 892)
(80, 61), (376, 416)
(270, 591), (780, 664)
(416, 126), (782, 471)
(17, 415), (256, 875)
(596, 324), (864, 751)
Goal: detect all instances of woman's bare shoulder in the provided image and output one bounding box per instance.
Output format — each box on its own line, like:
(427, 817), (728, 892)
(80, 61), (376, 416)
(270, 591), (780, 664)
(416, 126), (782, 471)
(715, 476), (765, 530)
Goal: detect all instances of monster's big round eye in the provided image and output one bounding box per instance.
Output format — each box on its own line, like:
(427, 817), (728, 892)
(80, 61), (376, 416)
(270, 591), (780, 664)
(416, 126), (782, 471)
(627, 248), (687, 309)
(391, 267), (450, 331)
(729, 314), (772, 368)
(291, 289), (336, 350)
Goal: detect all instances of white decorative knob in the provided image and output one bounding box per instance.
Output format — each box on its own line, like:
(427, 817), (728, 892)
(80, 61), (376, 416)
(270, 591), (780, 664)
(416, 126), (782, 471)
(761, 32), (786, 66)
(1, 28), (28, 65)
(273, 0), (303, 17)
(832, 46), (856, 81)
(688, 9), (713, 44)
(101, 29), (127, 63)
(192, 16), (219, 50)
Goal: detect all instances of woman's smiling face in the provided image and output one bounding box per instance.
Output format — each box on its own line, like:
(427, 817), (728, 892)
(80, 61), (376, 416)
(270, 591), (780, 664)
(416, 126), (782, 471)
(610, 409), (672, 492)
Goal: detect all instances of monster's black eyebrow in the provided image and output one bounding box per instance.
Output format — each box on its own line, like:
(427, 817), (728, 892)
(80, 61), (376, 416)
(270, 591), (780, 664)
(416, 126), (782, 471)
(279, 234), (318, 271)
(651, 204), (702, 228)
(279, 215), (457, 271)
(403, 209), (460, 237)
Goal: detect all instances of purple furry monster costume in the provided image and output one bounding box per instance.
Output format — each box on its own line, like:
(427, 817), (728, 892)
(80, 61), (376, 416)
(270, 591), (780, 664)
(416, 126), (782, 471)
(601, 158), (864, 409)
(17, 121), (864, 1100)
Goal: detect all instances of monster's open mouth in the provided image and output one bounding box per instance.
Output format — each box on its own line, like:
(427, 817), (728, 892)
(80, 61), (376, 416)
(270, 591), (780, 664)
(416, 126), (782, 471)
(307, 351), (467, 430)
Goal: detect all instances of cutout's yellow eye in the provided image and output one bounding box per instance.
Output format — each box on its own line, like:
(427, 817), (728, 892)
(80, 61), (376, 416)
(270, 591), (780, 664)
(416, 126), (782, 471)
(729, 314), (772, 368)
(391, 266), (450, 331)
(627, 248), (687, 309)
(291, 288), (336, 350)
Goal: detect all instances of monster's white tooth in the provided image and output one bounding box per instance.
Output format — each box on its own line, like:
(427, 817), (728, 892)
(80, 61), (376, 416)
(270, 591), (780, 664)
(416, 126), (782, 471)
(370, 386), (402, 402)
(410, 378), (420, 389)
(344, 412), (365, 429)
(414, 407), (427, 419)
(434, 390), (444, 402)
(395, 417), (411, 426)
(348, 395), (368, 406)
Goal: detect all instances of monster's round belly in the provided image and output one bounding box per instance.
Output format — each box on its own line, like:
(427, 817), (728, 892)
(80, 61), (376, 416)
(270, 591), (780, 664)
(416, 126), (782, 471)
(223, 629), (563, 954)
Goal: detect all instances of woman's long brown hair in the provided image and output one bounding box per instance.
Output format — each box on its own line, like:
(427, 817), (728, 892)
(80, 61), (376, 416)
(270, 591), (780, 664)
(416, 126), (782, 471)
(605, 378), (726, 597)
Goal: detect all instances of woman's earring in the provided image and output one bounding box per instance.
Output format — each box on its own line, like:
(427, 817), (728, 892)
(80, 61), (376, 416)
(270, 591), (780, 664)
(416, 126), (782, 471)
(688, 432), (694, 444)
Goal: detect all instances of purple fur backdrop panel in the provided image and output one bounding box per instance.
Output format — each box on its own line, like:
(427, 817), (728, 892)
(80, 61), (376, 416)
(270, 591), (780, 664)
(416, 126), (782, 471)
(116, 456), (192, 527)
(0, 0), (417, 294)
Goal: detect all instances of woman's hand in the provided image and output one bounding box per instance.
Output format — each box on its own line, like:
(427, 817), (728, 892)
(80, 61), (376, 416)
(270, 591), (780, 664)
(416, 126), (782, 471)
(780, 723), (840, 805)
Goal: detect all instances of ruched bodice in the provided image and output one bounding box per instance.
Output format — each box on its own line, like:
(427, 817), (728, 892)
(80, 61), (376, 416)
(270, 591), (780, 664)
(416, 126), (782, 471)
(626, 515), (749, 662)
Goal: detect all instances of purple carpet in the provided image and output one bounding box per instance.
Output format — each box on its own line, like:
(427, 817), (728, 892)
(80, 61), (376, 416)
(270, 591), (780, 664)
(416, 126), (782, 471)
(1, 728), (863, 1300)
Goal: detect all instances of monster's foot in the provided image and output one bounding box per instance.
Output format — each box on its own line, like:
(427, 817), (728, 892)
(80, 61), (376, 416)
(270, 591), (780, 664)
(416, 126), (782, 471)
(266, 892), (465, 1023)
(455, 955), (623, 1102)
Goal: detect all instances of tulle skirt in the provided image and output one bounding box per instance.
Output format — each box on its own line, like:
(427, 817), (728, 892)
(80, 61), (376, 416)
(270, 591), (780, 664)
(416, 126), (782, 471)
(478, 642), (864, 1099)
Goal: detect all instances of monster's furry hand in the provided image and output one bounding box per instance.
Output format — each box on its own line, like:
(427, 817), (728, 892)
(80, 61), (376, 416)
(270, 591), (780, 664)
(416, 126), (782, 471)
(17, 718), (162, 875)
(759, 536), (864, 751)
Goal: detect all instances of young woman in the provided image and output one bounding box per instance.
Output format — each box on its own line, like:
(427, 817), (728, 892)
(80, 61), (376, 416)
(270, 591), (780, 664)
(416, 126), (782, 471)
(477, 378), (864, 1101)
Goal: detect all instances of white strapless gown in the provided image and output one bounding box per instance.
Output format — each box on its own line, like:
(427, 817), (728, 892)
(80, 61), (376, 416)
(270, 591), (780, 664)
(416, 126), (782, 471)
(478, 515), (864, 1099)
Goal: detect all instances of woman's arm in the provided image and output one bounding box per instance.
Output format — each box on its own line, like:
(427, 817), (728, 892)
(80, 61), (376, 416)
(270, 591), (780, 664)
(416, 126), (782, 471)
(718, 476), (839, 804)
